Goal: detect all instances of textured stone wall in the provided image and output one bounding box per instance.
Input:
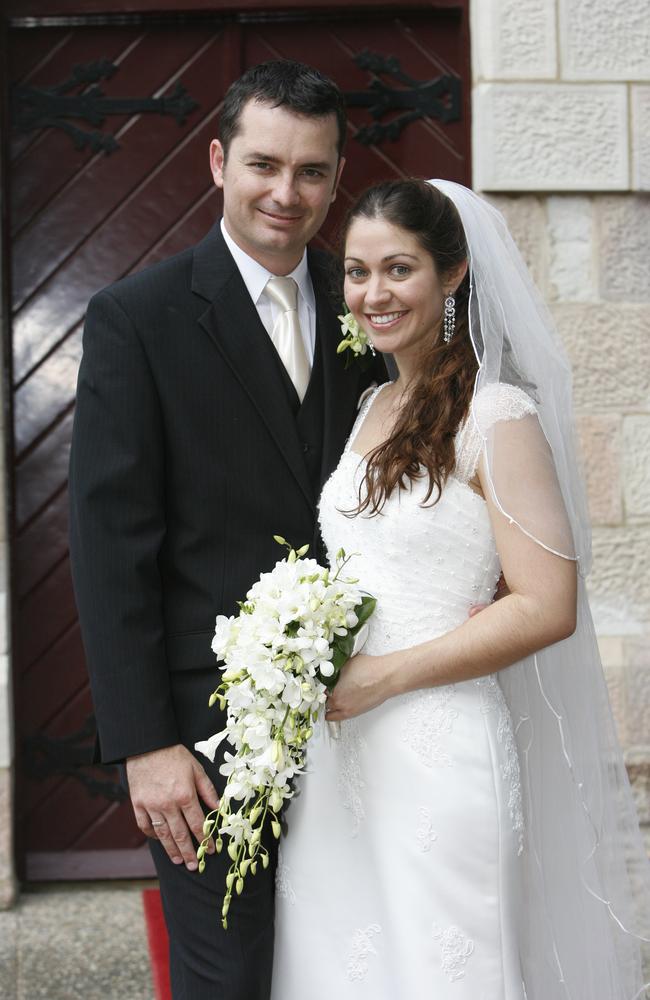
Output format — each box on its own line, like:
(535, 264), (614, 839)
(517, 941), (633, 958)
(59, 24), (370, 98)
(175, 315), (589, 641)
(473, 0), (650, 850)
(473, 0), (649, 192)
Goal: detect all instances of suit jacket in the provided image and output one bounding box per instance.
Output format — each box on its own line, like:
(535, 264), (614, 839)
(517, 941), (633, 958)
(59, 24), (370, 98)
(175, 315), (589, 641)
(69, 222), (386, 764)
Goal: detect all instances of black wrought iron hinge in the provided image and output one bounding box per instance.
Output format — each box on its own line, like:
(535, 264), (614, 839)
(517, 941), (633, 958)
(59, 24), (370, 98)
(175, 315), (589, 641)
(344, 49), (461, 146)
(11, 59), (199, 154)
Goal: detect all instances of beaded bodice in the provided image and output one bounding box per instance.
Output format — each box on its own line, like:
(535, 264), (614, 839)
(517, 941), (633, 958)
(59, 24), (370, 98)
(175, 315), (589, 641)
(318, 383), (535, 656)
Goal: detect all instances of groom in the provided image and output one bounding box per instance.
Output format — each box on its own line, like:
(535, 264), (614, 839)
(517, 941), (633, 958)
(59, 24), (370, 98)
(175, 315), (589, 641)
(69, 60), (385, 998)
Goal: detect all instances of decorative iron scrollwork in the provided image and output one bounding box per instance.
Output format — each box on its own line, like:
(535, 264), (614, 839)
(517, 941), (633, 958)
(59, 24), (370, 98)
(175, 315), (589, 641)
(344, 50), (461, 146)
(23, 715), (127, 802)
(11, 59), (199, 154)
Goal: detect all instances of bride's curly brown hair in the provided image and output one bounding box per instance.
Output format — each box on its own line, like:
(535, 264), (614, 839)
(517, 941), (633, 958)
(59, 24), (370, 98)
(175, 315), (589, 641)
(341, 179), (478, 516)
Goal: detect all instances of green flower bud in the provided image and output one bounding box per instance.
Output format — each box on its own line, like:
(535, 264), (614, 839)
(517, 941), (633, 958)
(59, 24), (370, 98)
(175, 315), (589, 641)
(271, 820), (282, 839)
(288, 549), (297, 563)
(227, 842), (239, 861)
(226, 873), (235, 890)
(208, 691), (219, 708)
(222, 917), (228, 930)
(296, 544), (310, 558)
(269, 788), (283, 813)
(261, 853), (269, 870)
(236, 877), (244, 895)
(202, 818), (213, 836)
(198, 859), (206, 874)
(251, 828), (261, 845)
(251, 861), (258, 876)
(273, 535), (287, 546)
(249, 805), (262, 825)
(216, 838), (223, 853)
(196, 844), (206, 861)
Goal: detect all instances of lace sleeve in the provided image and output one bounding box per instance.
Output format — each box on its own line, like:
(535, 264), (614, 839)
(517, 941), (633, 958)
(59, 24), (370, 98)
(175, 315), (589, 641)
(455, 383), (537, 484)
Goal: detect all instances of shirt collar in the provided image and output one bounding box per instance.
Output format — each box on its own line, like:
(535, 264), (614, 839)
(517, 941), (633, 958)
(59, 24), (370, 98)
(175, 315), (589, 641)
(220, 218), (315, 313)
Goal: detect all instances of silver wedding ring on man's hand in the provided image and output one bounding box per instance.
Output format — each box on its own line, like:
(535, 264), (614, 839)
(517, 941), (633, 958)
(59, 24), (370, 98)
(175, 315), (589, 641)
(151, 819), (166, 829)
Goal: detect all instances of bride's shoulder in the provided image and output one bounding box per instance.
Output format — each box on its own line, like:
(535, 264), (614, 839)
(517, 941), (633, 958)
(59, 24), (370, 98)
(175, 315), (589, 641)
(454, 383), (537, 484)
(471, 382), (538, 427)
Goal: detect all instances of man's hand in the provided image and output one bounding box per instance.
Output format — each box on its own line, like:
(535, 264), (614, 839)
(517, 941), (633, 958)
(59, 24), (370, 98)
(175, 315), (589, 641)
(468, 573), (509, 618)
(126, 744), (220, 870)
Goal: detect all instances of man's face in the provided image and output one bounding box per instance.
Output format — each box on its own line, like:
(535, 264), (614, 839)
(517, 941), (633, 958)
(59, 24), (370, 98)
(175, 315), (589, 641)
(210, 99), (344, 274)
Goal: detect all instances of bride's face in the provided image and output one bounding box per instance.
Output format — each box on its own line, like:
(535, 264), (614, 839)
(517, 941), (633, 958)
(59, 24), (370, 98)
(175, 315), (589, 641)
(343, 216), (446, 364)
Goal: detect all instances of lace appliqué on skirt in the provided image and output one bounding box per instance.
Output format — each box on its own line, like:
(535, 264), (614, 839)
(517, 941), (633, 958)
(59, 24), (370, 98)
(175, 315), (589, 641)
(402, 686), (458, 767)
(477, 674), (525, 855)
(275, 848), (296, 905)
(347, 923), (382, 982)
(416, 806), (438, 852)
(432, 924), (474, 982)
(337, 718), (366, 837)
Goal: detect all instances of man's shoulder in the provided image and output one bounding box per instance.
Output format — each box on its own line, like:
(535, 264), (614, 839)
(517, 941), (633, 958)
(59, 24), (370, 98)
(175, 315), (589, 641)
(91, 245), (195, 315)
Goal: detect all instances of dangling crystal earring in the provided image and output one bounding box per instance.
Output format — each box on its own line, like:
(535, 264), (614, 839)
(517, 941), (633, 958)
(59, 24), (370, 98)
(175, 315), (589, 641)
(443, 293), (456, 344)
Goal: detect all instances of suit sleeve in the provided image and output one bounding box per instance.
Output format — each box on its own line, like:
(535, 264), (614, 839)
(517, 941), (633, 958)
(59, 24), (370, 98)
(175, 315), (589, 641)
(69, 288), (178, 763)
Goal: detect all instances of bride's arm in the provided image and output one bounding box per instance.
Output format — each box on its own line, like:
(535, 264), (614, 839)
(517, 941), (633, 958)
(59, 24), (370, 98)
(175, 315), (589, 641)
(325, 423), (578, 721)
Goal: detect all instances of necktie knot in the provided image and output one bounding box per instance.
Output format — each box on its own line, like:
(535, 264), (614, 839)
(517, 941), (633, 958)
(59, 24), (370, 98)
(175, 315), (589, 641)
(266, 275), (298, 314)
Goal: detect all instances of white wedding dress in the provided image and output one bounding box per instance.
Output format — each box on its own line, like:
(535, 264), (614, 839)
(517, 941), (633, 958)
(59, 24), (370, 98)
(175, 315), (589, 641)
(271, 382), (537, 1000)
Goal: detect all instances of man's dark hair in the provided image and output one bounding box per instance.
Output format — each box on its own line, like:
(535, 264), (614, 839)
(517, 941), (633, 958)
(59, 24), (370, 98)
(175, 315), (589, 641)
(218, 60), (347, 159)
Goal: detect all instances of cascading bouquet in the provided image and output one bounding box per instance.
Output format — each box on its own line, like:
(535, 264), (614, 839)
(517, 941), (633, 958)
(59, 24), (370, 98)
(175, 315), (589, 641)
(195, 537), (375, 928)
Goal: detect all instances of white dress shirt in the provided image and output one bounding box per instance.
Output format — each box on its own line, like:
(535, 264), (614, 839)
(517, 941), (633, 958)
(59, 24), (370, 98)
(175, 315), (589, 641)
(220, 218), (316, 364)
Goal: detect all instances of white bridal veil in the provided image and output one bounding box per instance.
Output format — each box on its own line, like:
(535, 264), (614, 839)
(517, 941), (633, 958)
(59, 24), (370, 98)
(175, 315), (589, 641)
(429, 179), (650, 999)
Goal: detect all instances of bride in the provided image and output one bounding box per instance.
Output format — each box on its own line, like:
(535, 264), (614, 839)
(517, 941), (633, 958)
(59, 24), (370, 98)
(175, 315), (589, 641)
(271, 179), (650, 998)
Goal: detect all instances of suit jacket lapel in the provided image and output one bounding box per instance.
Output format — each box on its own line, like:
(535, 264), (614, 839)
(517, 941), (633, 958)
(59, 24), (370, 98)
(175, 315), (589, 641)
(192, 224), (315, 511)
(309, 250), (360, 487)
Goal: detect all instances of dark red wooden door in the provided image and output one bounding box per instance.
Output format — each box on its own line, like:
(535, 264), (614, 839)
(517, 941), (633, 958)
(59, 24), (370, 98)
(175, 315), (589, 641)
(6, 3), (470, 880)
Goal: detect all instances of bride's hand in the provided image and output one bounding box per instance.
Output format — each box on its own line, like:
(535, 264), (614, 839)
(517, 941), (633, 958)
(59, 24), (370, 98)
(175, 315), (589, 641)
(324, 653), (396, 721)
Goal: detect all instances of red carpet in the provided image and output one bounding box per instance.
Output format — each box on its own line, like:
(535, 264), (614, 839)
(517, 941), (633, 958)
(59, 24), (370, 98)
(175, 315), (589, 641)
(143, 888), (172, 1000)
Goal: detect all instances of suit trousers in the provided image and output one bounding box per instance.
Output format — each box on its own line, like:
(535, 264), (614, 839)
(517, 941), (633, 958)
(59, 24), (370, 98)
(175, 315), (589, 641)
(149, 667), (277, 1000)
(149, 838), (275, 1000)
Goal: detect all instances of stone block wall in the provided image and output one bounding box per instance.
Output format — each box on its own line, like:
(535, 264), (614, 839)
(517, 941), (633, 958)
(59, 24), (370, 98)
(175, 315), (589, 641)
(473, 0), (650, 844)
(473, 0), (649, 193)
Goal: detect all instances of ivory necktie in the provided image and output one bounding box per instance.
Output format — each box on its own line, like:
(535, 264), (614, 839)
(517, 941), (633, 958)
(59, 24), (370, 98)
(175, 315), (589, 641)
(265, 276), (311, 403)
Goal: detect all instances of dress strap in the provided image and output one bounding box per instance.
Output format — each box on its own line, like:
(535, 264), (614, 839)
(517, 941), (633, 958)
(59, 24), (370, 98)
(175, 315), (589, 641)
(344, 382), (391, 456)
